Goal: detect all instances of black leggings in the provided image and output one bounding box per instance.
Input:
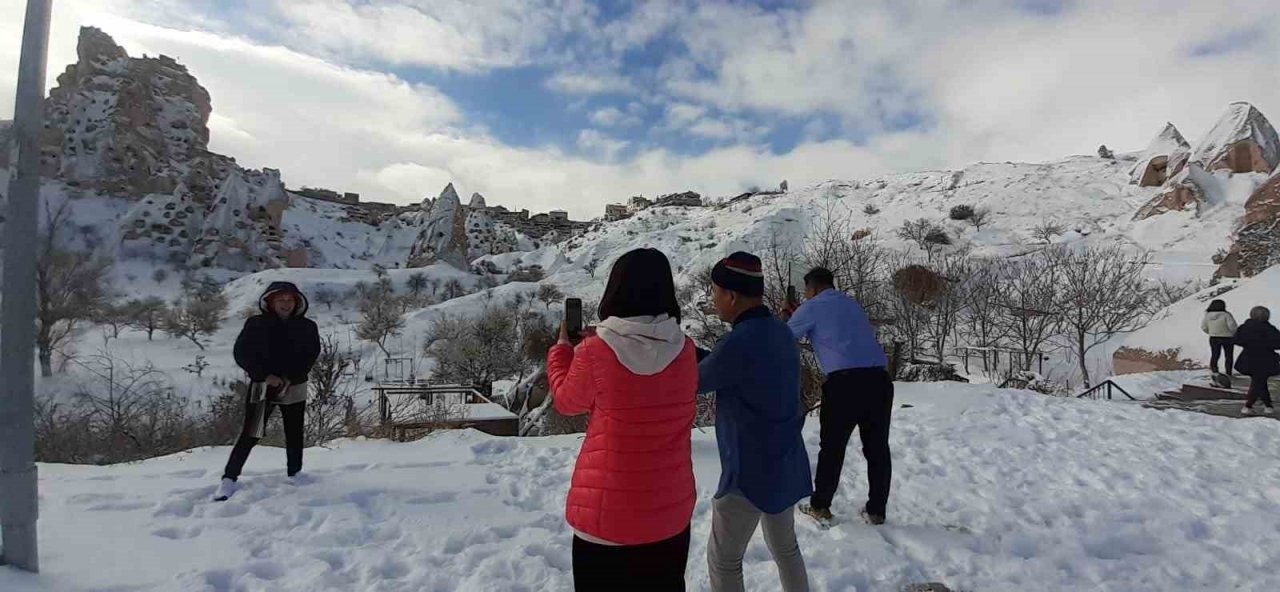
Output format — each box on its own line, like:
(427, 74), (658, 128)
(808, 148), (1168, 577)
(572, 526), (690, 591)
(1210, 337), (1235, 375)
(222, 395), (306, 480)
(1246, 375), (1273, 409)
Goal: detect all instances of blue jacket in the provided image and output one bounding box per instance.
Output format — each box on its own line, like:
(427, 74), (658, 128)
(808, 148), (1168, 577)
(788, 288), (887, 374)
(698, 306), (813, 513)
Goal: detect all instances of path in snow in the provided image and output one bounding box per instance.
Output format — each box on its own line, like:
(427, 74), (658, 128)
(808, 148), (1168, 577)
(3, 383), (1280, 591)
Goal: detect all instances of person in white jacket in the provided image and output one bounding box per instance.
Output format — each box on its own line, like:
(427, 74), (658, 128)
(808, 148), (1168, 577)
(1201, 299), (1239, 377)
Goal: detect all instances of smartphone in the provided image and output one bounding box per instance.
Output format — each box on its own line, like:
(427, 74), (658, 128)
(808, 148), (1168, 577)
(565, 298), (583, 340)
(786, 285), (798, 307)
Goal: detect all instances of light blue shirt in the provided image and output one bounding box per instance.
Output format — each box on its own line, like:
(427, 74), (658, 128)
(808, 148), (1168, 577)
(787, 289), (887, 374)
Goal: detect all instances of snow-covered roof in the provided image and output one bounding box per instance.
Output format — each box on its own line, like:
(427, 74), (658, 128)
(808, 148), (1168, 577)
(463, 402), (518, 421)
(1190, 102), (1280, 171)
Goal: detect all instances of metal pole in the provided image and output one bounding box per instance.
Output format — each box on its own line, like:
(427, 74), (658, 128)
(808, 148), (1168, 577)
(1, 0), (53, 573)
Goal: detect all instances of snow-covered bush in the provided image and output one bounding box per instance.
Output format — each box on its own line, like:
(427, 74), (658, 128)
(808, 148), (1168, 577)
(1003, 371), (1068, 396)
(949, 204), (975, 221)
(897, 363), (969, 383)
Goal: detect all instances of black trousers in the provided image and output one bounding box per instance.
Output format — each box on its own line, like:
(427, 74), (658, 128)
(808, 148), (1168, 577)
(1246, 375), (1273, 409)
(572, 526), (690, 591)
(222, 395), (306, 481)
(811, 367), (894, 516)
(1210, 337), (1235, 376)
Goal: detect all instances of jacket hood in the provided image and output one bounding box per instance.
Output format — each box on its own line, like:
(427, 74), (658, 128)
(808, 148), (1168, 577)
(596, 315), (686, 376)
(1204, 311), (1232, 320)
(259, 281), (309, 318)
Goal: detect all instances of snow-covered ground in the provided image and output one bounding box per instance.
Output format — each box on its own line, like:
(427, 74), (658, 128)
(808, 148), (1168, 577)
(4, 383), (1279, 591)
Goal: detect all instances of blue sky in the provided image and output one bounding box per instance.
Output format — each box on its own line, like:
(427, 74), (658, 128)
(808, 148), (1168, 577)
(1, 0), (1277, 216)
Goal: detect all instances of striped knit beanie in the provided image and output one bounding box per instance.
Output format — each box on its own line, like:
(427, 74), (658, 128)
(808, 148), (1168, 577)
(711, 251), (764, 297)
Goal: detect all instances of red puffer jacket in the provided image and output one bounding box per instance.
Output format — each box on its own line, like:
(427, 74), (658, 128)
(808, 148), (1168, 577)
(547, 336), (698, 545)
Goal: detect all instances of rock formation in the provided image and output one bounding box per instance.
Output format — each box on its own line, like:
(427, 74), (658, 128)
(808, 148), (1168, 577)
(408, 183), (470, 268)
(1133, 164), (1207, 220)
(1128, 123), (1189, 187)
(468, 192), (487, 209)
(1190, 102), (1279, 174)
(1216, 166), (1280, 278)
(38, 27), (302, 271)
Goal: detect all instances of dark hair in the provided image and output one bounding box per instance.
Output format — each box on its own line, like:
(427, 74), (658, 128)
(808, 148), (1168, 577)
(804, 267), (835, 289)
(1206, 299), (1226, 313)
(598, 249), (682, 322)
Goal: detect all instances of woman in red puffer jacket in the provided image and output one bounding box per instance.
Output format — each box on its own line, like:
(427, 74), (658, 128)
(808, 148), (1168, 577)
(547, 248), (698, 591)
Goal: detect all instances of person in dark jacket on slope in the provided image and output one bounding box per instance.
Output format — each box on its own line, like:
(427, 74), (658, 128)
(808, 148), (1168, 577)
(214, 281), (321, 501)
(698, 252), (811, 592)
(1233, 306), (1280, 416)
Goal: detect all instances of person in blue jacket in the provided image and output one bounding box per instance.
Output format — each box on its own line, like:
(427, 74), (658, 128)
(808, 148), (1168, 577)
(782, 267), (893, 526)
(697, 251), (811, 592)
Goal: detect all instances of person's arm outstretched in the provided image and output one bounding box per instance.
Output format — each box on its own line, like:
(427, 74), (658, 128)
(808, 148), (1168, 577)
(787, 300), (816, 342)
(697, 332), (741, 395)
(547, 327), (597, 416)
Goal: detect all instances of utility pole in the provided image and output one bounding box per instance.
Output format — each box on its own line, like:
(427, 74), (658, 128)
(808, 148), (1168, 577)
(1, 0), (53, 574)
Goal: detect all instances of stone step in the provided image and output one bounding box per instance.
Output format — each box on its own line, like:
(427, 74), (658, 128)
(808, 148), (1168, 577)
(1174, 383), (1250, 401)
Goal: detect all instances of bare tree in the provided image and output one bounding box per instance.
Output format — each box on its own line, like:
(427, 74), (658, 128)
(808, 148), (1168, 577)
(1045, 244), (1154, 387)
(1148, 277), (1203, 315)
(677, 267), (730, 347)
(897, 218), (950, 260)
(842, 231), (891, 322)
(536, 283), (565, 309)
(124, 297), (168, 340)
(163, 280), (228, 350)
(307, 335), (363, 445)
(407, 272), (429, 301)
(425, 306), (523, 396)
(93, 302), (131, 340)
(920, 255), (972, 364)
(356, 284), (405, 356)
(70, 352), (173, 455)
(442, 279), (466, 301)
(1030, 220), (1065, 244)
(762, 231), (801, 312)
(996, 256), (1062, 372)
(968, 209), (991, 231)
(314, 288), (338, 311)
(36, 203), (112, 376)
(959, 262), (1006, 352)
(802, 199), (852, 283)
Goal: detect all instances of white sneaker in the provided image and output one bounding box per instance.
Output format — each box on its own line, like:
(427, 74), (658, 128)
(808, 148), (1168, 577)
(1241, 406), (1256, 416)
(213, 478), (237, 501)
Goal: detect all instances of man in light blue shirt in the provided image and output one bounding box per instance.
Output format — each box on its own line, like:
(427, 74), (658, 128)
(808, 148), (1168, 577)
(783, 267), (894, 526)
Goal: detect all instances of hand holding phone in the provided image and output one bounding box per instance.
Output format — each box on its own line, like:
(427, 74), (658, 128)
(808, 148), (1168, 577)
(565, 298), (583, 342)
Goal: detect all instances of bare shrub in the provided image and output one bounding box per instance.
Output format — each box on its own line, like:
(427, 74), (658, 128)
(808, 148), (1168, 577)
(949, 205), (975, 221)
(1030, 220), (1065, 244)
(163, 280), (229, 350)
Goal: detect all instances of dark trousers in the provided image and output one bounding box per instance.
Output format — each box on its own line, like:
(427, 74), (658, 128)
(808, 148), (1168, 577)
(572, 526), (690, 591)
(222, 396), (306, 481)
(1210, 338), (1235, 376)
(1245, 375), (1273, 409)
(811, 368), (894, 516)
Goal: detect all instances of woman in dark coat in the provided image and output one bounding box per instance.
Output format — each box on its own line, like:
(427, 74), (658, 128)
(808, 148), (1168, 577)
(1233, 306), (1280, 416)
(214, 281), (321, 501)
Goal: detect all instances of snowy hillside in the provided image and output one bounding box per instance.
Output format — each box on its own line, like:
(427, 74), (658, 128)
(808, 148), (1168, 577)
(3, 384), (1279, 591)
(1116, 264), (1280, 373)
(486, 155), (1256, 305)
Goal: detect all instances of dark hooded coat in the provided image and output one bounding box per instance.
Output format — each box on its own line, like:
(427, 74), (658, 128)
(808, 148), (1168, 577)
(233, 281), (321, 385)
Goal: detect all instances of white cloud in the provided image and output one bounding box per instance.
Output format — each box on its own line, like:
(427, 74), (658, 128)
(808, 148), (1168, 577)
(3, 0), (1279, 224)
(588, 106), (641, 127)
(545, 71), (635, 96)
(576, 129), (629, 161)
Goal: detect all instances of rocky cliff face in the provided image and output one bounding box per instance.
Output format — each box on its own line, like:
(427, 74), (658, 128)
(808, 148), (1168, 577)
(1217, 167), (1280, 278)
(1128, 123), (1189, 187)
(39, 27), (301, 271)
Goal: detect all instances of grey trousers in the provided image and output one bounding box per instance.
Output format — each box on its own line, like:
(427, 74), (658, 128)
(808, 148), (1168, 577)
(707, 494), (809, 592)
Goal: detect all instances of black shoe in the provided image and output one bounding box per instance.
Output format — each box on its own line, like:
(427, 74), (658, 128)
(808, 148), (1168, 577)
(860, 509), (886, 525)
